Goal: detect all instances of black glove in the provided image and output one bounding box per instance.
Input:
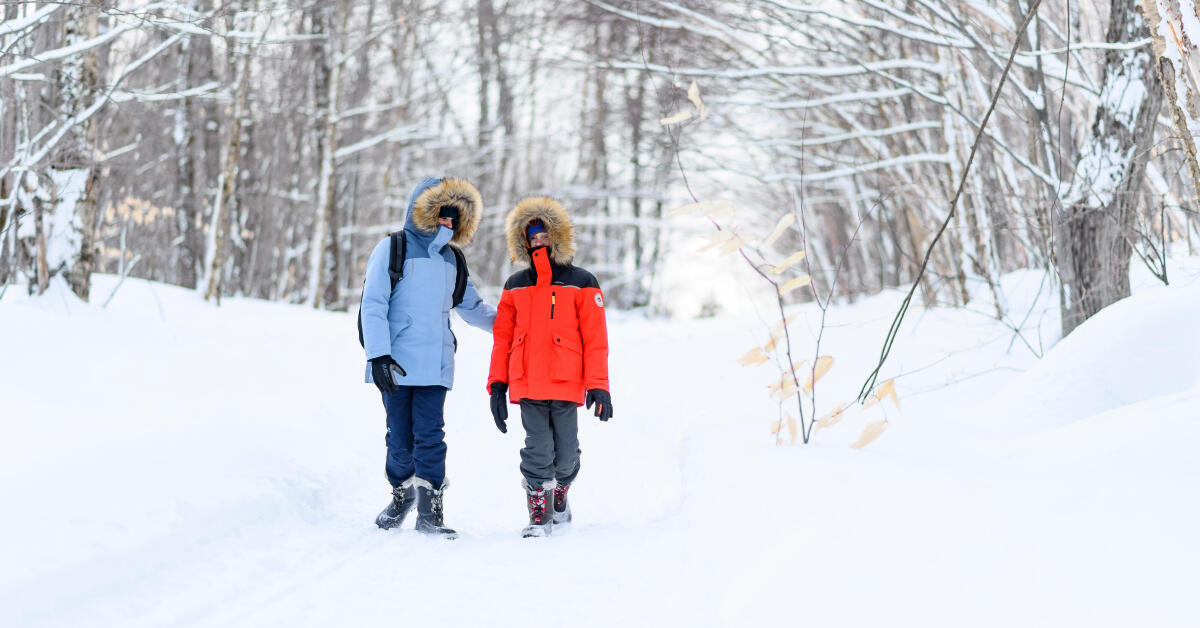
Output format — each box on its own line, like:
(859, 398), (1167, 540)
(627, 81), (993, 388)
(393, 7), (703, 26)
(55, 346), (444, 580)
(585, 388), (612, 422)
(490, 382), (509, 433)
(370, 355), (405, 395)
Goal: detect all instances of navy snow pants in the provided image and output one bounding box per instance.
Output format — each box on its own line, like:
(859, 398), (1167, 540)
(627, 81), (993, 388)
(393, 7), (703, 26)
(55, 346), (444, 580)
(381, 385), (449, 488)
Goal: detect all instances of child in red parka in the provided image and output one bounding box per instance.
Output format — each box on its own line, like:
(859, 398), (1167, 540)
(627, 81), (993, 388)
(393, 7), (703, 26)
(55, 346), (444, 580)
(487, 197), (612, 538)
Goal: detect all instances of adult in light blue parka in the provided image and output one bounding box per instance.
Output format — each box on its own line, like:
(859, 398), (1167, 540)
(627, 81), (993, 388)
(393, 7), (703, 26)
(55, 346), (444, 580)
(360, 176), (496, 538)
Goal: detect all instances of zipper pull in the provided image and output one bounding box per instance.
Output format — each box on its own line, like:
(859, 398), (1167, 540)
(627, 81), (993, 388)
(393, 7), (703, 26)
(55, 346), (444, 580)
(551, 292), (556, 319)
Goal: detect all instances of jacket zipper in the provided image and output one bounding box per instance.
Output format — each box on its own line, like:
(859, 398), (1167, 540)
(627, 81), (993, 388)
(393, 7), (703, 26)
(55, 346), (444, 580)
(550, 292), (556, 319)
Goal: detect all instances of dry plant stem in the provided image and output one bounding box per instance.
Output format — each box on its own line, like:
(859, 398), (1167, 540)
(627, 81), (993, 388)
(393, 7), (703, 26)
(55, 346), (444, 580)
(800, 196), (882, 443)
(1007, 267), (1053, 357)
(859, 0), (1045, 402)
(780, 81), (894, 442)
(790, 106), (831, 443)
(677, 150), (812, 442)
(788, 96), (891, 441)
(644, 8), (812, 442)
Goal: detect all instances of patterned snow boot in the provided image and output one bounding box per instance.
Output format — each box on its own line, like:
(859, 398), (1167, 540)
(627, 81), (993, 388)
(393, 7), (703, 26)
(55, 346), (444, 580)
(522, 480), (554, 538)
(552, 483), (572, 524)
(375, 480), (416, 530)
(414, 478), (458, 539)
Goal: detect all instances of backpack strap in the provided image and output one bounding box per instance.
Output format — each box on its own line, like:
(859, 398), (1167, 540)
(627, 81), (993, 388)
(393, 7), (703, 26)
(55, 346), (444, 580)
(449, 244), (469, 308)
(385, 230), (466, 306)
(359, 231), (406, 348)
(388, 231), (406, 289)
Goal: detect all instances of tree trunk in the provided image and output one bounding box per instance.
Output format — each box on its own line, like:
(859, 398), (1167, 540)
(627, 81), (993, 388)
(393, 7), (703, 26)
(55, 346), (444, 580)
(475, 0), (492, 152)
(202, 4), (253, 303)
(50, 5), (102, 301)
(306, 3), (340, 309)
(1143, 0), (1200, 208)
(173, 22), (199, 288)
(1057, 0), (1163, 336)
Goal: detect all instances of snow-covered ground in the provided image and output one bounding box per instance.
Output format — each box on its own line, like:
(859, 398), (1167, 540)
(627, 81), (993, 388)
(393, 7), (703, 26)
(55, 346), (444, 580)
(3, 261), (1199, 627)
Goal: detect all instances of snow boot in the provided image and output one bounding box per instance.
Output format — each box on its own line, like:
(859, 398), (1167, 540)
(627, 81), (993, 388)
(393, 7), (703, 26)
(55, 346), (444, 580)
(552, 483), (572, 524)
(375, 481), (416, 530)
(522, 480), (554, 538)
(414, 478), (457, 539)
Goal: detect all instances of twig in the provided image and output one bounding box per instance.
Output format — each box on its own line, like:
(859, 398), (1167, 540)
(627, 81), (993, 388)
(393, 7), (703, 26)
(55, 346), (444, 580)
(858, 0), (1045, 402)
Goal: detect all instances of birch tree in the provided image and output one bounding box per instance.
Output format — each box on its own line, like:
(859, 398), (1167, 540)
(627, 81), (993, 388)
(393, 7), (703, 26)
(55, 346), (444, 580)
(305, 2), (342, 309)
(0, 2), (181, 300)
(1143, 0), (1200, 203)
(201, 2), (258, 303)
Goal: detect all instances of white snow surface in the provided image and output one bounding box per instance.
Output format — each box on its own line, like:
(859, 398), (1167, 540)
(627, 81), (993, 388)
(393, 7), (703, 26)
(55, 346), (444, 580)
(3, 263), (1199, 627)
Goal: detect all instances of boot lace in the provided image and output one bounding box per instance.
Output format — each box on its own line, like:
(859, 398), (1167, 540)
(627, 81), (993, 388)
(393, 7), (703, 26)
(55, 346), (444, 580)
(553, 484), (570, 512)
(528, 490), (548, 524)
(430, 489), (445, 525)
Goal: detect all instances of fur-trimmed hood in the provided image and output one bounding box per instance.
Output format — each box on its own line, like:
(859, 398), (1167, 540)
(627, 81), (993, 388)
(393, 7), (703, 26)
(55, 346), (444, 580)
(505, 197), (577, 265)
(406, 177), (482, 247)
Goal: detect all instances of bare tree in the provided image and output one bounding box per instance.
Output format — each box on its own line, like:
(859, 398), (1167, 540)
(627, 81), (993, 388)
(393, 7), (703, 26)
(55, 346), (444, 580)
(1057, 0), (1163, 336)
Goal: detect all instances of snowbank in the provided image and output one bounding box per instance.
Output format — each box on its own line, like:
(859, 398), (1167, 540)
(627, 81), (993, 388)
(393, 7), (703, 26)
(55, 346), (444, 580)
(979, 281), (1200, 435)
(1, 268), (1197, 627)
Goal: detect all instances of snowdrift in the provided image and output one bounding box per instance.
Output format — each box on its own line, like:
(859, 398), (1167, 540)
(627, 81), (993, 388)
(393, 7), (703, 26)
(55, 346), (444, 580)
(981, 281), (1200, 435)
(2, 271), (1197, 627)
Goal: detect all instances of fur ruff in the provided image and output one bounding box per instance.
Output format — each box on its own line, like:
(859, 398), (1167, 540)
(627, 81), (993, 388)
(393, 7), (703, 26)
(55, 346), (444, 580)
(410, 178), (482, 247)
(411, 476), (448, 492)
(521, 478), (557, 492)
(505, 197), (577, 265)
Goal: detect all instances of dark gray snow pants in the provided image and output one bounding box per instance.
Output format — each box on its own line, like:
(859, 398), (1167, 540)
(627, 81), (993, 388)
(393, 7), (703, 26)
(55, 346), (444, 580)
(519, 399), (581, 488)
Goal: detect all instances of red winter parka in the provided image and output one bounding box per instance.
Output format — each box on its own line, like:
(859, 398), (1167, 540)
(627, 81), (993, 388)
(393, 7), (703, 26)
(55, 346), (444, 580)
(487, 197), (609, 406)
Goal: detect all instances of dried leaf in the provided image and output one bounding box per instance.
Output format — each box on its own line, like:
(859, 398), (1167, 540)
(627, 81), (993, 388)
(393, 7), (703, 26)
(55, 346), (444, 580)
(771, 312), (801, 337)
(717, 234), (746, 255)
(786, 414), (797, 443)
(770, 250), (807, 274)
(772, 384), (798, 401)
(769, 419), (782, 435)
(669, 201), (712, 217)
(862, 379), (900, 410)
(815, 403), (847, 431)
(881, 379), (900, 408)
(708, 203), (736, 221)
(762, 313), (801, 353)
(687, 80), (709, 120)
(763, 214), (795, 248)
(697, 231), (737, 253)
(803, 355), (834, 395)
(850, 420), (888, 449)
(768, 375), (798, 400)
(660, 110), (694, 126)
(669, 200), (735, 219)
(737, 347), (770, 366)
(779, 274), (812, 295)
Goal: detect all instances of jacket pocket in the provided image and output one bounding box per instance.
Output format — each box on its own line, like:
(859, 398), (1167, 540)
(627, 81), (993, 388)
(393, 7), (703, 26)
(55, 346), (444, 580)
(551, 332), (584, 382)
(390, 313), (413, 343)
(508, 331), (527, 380)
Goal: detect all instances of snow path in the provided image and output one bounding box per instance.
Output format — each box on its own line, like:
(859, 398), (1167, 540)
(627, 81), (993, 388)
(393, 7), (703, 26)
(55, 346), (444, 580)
(2, 272), (1198, 626)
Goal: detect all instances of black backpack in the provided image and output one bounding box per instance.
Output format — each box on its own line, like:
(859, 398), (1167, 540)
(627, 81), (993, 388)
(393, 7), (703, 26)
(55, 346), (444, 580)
(357, 230), (470, 347)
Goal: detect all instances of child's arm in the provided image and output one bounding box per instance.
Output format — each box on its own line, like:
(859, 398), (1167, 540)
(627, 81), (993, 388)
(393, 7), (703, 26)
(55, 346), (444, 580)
(487, 289), (517, 392)
(577, 278), (610, 393)
(454, 277), (497, 332)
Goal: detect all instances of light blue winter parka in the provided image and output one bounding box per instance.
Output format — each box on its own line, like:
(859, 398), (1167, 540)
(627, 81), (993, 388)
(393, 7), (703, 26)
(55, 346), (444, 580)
(360, 177), (496, 389)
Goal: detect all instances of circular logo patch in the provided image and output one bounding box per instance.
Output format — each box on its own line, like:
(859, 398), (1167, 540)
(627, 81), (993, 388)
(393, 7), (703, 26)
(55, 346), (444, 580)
(594, 293), (604, 308)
